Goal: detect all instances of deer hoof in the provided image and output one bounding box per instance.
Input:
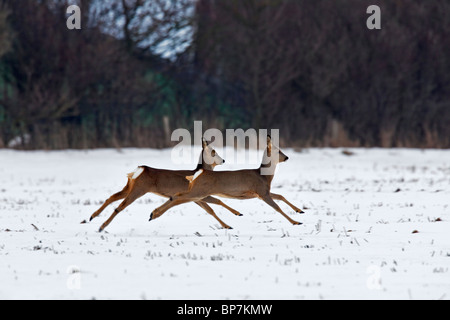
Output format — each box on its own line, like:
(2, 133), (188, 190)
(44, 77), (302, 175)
(149, 212), (154, 221)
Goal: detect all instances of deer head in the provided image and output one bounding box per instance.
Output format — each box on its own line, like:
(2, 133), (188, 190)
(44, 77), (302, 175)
(260, 135), (288, 175)
(199, 137), (225, 170)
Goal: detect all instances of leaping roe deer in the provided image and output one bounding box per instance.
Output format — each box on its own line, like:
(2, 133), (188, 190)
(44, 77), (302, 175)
(87, 138), (243, 231)
(149, 136), (304, 227)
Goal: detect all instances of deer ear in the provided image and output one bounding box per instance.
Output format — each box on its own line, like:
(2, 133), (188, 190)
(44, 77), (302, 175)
(267, 135), (272, 146)
(202, 137), (208, 149)
(266, 135), (272, 155)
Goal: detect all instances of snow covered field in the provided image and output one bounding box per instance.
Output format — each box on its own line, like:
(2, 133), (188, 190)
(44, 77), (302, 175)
(0, 147), (449, 300)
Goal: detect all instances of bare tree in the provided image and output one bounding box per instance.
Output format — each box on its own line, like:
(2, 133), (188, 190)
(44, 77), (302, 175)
(195, 0), (331, 130)
(0, 3), (11, 58)
(95, 0), (195, 58)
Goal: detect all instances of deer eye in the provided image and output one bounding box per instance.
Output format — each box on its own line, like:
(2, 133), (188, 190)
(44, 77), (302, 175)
(211, 150), (216, 157)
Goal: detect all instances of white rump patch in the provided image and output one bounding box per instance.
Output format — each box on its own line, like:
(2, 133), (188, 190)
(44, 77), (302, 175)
(186, 169), (204, 183)
(131, 167), (144, 179)
(192, 169), (204, 181)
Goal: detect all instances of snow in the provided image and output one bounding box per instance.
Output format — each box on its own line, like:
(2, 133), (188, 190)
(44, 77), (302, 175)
(0, 148), (449, 300)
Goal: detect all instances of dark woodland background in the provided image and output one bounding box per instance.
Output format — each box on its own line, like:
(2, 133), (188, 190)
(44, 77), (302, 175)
(0, 0), (449, 149)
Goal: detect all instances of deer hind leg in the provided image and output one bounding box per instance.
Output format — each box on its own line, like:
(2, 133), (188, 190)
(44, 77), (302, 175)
(259, 193), (302, 226)
(202, 196), (243, 217)
(196, 201), (233, 229)
(98, 187), (146, 232)
(270, 193), (304, 214)
(88, 180), (131, 222)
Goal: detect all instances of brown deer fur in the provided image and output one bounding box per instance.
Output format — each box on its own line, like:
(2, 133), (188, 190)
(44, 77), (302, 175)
(149, 136), (304, 227)
(88, 139), (242, 231)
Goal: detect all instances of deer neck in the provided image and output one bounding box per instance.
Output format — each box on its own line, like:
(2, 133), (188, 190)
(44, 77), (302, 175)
(260, 165), (276, 184)
(200, 163), (215, 171)
(259, 155), (278, 186)
(196, 152), (215, 171)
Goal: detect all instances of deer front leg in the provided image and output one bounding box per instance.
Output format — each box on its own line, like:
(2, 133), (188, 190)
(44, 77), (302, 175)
(149, 196), (193, 221)
(259, 193), (302, 226)
(196, 202), (233, 229)
(149, 199), (232, 229)
(270, 193), (304, 214)
(202, 196), (243, 216)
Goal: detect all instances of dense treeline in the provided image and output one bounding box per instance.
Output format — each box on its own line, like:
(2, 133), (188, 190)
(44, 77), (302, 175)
(0, 0), (449, 149)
